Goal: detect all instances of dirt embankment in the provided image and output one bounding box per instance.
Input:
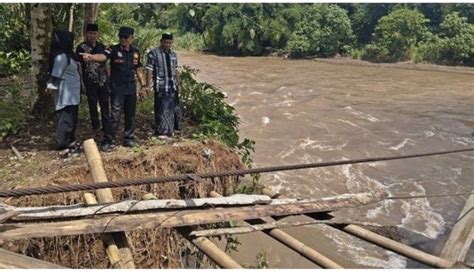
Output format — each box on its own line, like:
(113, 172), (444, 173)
(0, 139), (243, 268)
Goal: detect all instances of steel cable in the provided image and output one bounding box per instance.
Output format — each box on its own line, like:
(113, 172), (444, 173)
(0, 147), (473, 198)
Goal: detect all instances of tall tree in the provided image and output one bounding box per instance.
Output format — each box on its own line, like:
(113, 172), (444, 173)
(30, 3), (53, 116)
(83, 3), (99, 34)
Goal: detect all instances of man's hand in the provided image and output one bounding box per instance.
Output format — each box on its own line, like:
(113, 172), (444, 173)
(44, 88), (53, 96)
(139, 86), (150, 99)
(80, 53), (93, 62)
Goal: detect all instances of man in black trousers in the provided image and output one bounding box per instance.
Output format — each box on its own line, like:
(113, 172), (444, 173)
(76, 23), (111, 138)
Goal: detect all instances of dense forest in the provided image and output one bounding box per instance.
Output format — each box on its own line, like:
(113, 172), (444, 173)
(1, 3), (473, 78)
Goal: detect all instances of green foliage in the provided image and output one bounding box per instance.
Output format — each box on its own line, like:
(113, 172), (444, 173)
(0, 50), (31, 76)
(416, 12), (474, 65)
(97, 4), (164, 54)
(180, 66), (241, 147)
(172, 32), (205, 51)
(0, 4), (31, 77)
(256, 251), (269, 269)
(286, 4), (355, 58)
(0, 83), (27, 140)
(362, 8), (430, 62)
(350, 3), (395, 45)
(200, 4), (293, 55)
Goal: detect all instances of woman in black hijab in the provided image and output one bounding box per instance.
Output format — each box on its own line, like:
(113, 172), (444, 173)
(46, 30), (82, 157)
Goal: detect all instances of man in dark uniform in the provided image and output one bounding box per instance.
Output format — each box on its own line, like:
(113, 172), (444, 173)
(76, 23), (111, 139)
(82, 26), (146, 151)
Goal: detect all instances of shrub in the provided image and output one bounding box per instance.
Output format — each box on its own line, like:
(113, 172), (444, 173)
(179, 66), (240, 147)
(416, 12), (474, 65)
(286, 4), (355, 57)
(369, 8), (430, 62)
(0, 50), (31, 77)
(0, 83), (27, 141)
(173, 32), (205, 51)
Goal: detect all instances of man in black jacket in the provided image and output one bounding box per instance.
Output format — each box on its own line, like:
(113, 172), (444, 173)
(76, 23), (111, 138)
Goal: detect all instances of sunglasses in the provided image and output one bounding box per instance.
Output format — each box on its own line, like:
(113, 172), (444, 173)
(119, 35), (130, 39)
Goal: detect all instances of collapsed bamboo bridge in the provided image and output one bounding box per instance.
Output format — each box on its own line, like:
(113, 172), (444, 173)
(0, 139), (472, 268)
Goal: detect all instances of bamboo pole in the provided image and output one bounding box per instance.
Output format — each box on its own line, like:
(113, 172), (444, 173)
(440, 190), (474, 262)
(209, 191), (342, 268)
(336, 224), (455, 268)
(177, 227), (243, 269)
(83, 139), (135, 269)
(142, 192), (242, 268)
(83, 193), (125, 269)
(262, 187), (456, 268)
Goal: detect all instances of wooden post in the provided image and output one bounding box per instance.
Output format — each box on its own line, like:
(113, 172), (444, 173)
(83, 139), (135, 269)
(143, 192), (242, 268)
(440, 191), (474, 263)
(0, 248), (65, 268)
(336, 224), (455, 268)
(83, 193), (127, 269)
(209, 191), (342, 269)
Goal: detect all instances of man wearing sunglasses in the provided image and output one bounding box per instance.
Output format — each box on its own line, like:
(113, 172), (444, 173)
(82, 26), (146, 151)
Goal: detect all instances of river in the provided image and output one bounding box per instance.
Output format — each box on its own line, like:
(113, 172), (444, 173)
(180, 51), (474, 268)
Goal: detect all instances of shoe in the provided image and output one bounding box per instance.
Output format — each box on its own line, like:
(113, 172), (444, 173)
(123, 141), (138, 148)
(157, 135), (171, 140)
(100, 142), (114, 152)
(68, 146), (80, 158)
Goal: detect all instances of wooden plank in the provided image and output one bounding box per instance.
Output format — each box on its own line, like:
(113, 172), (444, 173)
(8, 194), (272, 220)
(0, 210), (19, 223)
(0, 191), (385, 240)
(83, 139), (135, 269)
(6, 191), (384, 221)
(440, 191), (474, 262)
(0, 248), (65, 268)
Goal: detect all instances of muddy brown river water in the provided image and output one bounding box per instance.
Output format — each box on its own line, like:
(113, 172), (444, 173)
(180, 51), (474, 268)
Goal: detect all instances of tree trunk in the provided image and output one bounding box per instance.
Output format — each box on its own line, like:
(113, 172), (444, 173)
(68, 4), (75, 32)
(82, 3), (100, 35)
(30, 3), (53, 117)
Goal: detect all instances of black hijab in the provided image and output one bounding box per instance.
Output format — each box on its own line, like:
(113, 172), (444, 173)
(49, 30), (77, 73)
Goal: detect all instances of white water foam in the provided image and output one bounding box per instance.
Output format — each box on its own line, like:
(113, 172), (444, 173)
(424, 130), (435, 137)
(272, 99), (295, 107)
(366, 199), (396, 219)
(299, 137), (347, 151)
(389, 138), (415, 150)
(341, 163), (386, 193)
(229, 99), (240, 106)
(337, 119), (364, 129)
(277, 146), (296, 159)
(344, 106), (381, 122)
(397, 184), (445, 239)
(325, 226), (407, 268)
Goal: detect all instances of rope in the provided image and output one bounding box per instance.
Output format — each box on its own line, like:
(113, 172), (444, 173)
(0, 147), (473, 198)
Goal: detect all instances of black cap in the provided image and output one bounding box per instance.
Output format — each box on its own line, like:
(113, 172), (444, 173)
(161, 32), (173, 40)
(118, 26), (134, 37)
(86, 23), (98, 32)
